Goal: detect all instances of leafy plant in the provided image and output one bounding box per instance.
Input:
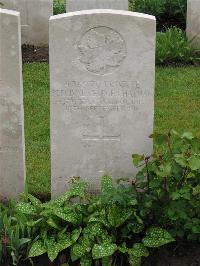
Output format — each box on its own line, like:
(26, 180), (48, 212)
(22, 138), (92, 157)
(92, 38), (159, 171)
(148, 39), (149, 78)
(54, 0), (66, 15)
(156, 27), (199, 65)
(15, 176), (174, 265)
(133, 130), (200, 241)
(16, 179), (87, 263)
(133, 0), (187, 31)
(0, 201), (32, 265)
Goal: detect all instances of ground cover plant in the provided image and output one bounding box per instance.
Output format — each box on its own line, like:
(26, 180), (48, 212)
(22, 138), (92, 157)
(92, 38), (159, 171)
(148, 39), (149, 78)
(0, 131), (199, 265)
(156, 27), (199, 65)
(129, 0), (186, 30)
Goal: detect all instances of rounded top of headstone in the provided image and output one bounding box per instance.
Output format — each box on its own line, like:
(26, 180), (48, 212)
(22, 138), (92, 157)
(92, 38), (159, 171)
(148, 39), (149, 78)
(50, 9), (156, 22)
(0, 8), (20, 16)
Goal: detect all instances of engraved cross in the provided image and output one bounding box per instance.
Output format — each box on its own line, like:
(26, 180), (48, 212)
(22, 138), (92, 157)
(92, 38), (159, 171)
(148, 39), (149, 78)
(82, 116), (120, 142)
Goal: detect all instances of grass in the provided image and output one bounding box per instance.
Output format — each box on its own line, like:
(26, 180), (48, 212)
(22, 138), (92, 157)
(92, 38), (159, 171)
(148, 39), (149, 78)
(23, 64), (200, 195)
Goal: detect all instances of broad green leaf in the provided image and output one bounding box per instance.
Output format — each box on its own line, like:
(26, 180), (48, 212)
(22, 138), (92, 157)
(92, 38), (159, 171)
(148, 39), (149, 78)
(46, 236), (60, 262)
(83, 223), (104, 239)
(107, 206), (133, 227)
(143, 227), (175, 248)
(47, 217), (61, 229)
(101, 175), (113, 193)
(54, 207), (80, 224)
(16, 203), (37, 215)
(102, 256), (112, 266)
(92, 243), (117, 259)
(69, 180), (87, 198)
(129, 243), (149, 258)
(29, 240), (46, 257)
(174, 154), (187, 167)
(27, 194), (42, 207)
(132, 154), (144, 167)
(71, 227), (82, 243)
(19, 238), (31, 247)
(27, 218), (43, 227)
(58, 234), (72, 252)
(80, 255), (92, 266)
(193, 185), (200, 196)
(128, 254), (141, 266)
(71, 242), (89, 259)
(188, 156), (200, 171)
(181, 132), (194, 140)
(157, 162), (172, 177)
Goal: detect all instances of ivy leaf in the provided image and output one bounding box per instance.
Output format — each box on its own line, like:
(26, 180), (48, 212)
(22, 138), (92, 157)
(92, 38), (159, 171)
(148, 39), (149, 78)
(29, 240), (46, 257)
(129, 243), (149, 258)
(132, 154), (144, 167)
(143, 227), (175, 248)
(92, 243), (117, 259)
(16, 203), (37, 215)
(46, 236), (60, 262)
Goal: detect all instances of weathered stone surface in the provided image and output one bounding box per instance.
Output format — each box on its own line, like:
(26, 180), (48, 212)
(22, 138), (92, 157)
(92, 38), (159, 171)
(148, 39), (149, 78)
(187, 0), (200, 48)
(1, 0), (53, 46)
(67, 0), (128, 12)
(0, 8), (25, 198)
(50, 10), (156, 197)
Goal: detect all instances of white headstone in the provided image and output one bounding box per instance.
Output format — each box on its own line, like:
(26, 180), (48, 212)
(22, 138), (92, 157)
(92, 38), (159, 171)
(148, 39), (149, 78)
(67, 0), (128, 12)
(1, 0), (53, 46)
(50, 10), (156, 197)
(187, 0), (200, 48)
(0, 8), (25, 199)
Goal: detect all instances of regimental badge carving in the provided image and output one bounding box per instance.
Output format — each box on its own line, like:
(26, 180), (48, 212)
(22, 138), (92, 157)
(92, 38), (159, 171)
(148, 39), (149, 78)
(78, 27), (126, 75)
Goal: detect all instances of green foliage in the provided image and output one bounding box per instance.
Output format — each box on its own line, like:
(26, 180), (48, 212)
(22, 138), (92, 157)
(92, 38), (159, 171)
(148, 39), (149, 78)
(2, 132), (199, 265)
(133, 0), (187, 31)
(0, 201), (32, 265)
(156, 27), (199, 65)
(133, 130), (200, 241)
(16, 179), (86, 262)
(54, 0), (66, 15)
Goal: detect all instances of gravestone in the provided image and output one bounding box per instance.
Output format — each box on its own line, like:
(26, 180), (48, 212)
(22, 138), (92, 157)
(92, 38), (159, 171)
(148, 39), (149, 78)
(1, 0), (53, 46)
(67, 0), (128, 12)
(187, 0), (200, 48)
(50, 10), (156, 197)
(0, 8), (25, 198)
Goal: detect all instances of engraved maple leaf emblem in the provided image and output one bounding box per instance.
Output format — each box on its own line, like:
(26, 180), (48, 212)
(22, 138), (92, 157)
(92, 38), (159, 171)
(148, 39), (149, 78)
(78, 27), (126, 75)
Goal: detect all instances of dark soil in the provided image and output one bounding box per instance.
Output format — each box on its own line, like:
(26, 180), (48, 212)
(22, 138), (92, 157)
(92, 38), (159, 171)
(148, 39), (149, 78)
(1, 242), (200, 266)
(22, 45), (49, 63)
(143, 242), (200, 266)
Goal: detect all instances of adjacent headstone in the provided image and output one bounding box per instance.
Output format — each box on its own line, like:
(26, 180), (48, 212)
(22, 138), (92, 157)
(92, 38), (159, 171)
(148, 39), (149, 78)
(187, 0), (200, 48)
(50, 10), (156, 197)
(1, 0), (53, 46)
(67, 0), (128, 12)
(0, 8), (25, 198)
